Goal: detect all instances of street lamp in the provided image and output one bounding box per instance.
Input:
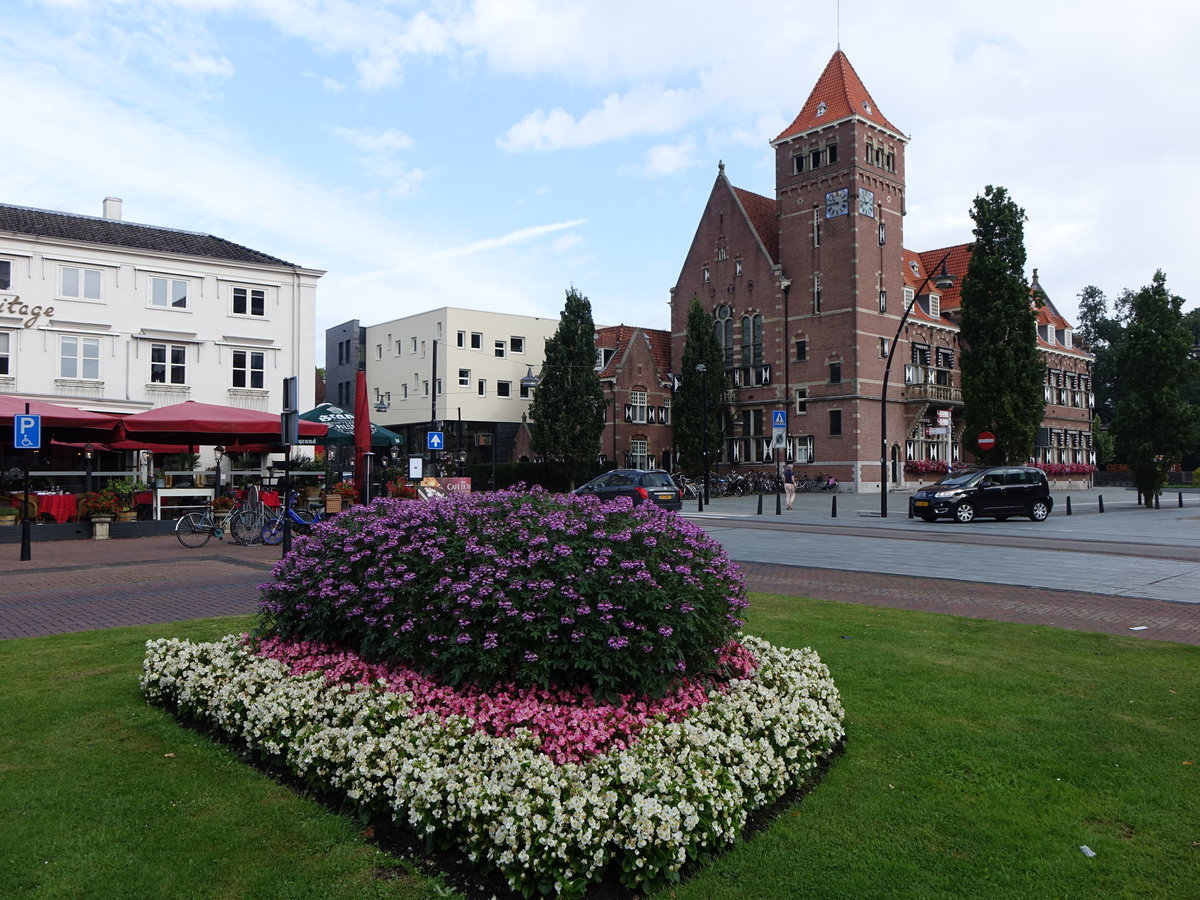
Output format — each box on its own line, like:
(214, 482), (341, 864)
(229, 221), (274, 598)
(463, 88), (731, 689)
(879, 250), (954, 517)
(696, 363), (710, 508)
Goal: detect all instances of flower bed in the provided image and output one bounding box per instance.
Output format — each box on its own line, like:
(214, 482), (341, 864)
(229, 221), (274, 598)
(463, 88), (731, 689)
(142, 633), (843, 897)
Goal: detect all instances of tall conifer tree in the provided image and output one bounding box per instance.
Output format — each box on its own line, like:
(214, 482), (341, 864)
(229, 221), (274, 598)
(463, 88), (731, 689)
(673, 297), (725, 477)
(528, 287), (605, 486)
(959, 186), (1045, 464)
(1111, 271), (1198, 504)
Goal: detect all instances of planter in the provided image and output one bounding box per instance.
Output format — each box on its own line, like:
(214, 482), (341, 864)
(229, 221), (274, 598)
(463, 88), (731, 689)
(90, 515), (114, 540)
(115, 510), (137, 523)
(324, 495), (344, 514)
(302, 485), (322, 503)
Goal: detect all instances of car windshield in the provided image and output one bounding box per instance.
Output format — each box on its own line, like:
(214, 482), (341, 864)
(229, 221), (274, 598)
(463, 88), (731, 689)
(934, 469), (982, 487)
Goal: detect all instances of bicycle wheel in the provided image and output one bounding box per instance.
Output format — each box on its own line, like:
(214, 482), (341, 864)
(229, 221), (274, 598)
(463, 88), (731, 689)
(260, 517), (284, 546)
(228, 509), (263, 545)
(175, 512), (212, 548)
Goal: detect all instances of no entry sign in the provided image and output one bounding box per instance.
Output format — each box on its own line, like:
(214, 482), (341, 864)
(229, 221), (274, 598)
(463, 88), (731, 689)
(977, 431), (996, 451)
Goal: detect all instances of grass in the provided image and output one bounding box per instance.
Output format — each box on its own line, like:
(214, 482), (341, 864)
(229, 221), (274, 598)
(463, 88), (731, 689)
(2, 599), (1198, 898)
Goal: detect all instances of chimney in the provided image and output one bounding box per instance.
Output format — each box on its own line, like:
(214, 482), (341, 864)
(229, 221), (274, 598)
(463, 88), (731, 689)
(102, 197), (123, 220)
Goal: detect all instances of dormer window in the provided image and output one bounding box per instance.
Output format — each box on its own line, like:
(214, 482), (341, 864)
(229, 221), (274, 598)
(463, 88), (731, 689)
(816, 101), (827, 116)
(909, 261), (920, 277)
(928, 295), (940, 318)
(862, 101), (872, 113)
(1063, 330), (1073, 350)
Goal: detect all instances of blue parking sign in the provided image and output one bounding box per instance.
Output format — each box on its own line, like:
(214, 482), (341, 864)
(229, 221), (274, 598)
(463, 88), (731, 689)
(15, 414), (41, 449)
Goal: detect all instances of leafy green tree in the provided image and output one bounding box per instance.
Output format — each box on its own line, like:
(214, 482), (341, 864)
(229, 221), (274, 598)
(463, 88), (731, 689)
(528, 287), (606, 487)
(673, 297), (725, 478)
(1112, 271), (1199, 504)
(1183, 307), (1200, 471)
(1091, 415), (1115, 466)
(1075, 285), (1125, 425)
(959, 186), (1045, 464)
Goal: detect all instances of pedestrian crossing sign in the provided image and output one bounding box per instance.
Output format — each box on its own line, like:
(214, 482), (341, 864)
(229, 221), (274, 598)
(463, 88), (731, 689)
(772, 410), (787, 429)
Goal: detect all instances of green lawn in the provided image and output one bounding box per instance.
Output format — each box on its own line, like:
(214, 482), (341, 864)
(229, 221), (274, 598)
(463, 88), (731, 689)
(2, 599), (1197, 899)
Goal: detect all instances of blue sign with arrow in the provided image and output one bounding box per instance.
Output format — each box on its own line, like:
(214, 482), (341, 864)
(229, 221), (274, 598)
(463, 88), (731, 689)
(426, 431), (444, 450)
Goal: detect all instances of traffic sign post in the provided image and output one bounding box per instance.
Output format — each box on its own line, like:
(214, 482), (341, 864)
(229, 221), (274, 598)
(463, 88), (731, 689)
(15, 412), (40, 561)
(977, 431), (997, 452)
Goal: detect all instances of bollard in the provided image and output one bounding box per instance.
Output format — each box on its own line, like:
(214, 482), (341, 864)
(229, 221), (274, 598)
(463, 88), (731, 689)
(831, 495), (837, 518)
(1098, 495), (1104, 513)
(1066, 496), (1072, 516)
(757, 492), (763, 515)
(776, 491), (782, 516)
(1136, 491), (1142, 505)
(1155, 492), (1161, 509)
(1180, 492), (1185, 508)
(908, 497), (914, 519)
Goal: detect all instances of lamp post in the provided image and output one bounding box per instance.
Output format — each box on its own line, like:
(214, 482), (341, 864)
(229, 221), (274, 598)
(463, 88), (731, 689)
(879, 250), (954, 517)
(696, 363), (710, 508)
(83, 442), (94, 497)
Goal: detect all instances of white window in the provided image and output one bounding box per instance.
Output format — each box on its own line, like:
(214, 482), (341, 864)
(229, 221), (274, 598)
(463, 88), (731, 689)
(519, 380), (532, 399)
(231, 286), (266, 317)
(477, 379), (486, 396)
(150, 342), (186, 385)
(510, 336), (525, 353)
(458, 368), (471, 387)
(457, 331), (466, 348)
(928, 294), (940, 318)
(231, 349), (264, 389)
(497, 380), (511, 398)
(423, 380), (429, 396)
(0, 332), (10, 375)
(662, 398), (671, 424)
(630, 390), (648, 424)
(470, 332), (482, 349)
(401, 384), (408, 400)
(150, 276), (188, 309)
(411, 337), (417, 353)
(60, 335), (100, 379)
(796, 388), (807, 414)
(0, 260), (10, 290)
(630, 439), (648, 469)
(61, 266), (102, 300)
(494, 340), (506, 358)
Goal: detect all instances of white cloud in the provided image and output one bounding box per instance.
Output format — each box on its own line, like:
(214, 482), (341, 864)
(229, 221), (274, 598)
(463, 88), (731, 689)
(640, 139), (697, 178)
(498, 85), (702, 152)
(332, 127), (415, 155)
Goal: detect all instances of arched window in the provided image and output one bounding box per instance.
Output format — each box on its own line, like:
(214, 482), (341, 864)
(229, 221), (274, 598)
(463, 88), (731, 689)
(713, 304), (734, 367)
(740, 313), (763, 367)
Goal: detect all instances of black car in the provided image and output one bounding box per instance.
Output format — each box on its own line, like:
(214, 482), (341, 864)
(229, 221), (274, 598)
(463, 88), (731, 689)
(910, 466), (1053, 523)
(572, 469), (683, 511)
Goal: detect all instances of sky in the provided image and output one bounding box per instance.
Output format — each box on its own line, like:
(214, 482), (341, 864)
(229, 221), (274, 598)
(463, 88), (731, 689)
(4, 0), (1198, 365)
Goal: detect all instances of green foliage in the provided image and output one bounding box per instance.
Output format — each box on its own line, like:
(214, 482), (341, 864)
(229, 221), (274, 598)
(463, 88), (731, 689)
(1075, 284), (1125, 424)
(959, 186), (1045, 464)
(258, 490), (748, 699)
(80, 489), (123, 517)
(527, 287), (606, 487)
(674, 296), (726, 477)
(1091, 415), (1115, 466)
(1111, 271), (1199, 503)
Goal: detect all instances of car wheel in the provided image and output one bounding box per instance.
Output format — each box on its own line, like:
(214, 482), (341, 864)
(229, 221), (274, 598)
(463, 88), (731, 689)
(1029, 500), (1050, 522)
(953, 502), (976, 524)
(918, 514), (937, 522)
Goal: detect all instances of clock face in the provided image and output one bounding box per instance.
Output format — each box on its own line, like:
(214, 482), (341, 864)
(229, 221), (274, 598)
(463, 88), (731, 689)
(858, 188), (875, 217)
(825, 188), (849, 218)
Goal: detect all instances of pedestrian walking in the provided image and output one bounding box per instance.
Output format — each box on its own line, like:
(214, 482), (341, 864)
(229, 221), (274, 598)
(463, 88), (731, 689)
(783, 464), (795, 509)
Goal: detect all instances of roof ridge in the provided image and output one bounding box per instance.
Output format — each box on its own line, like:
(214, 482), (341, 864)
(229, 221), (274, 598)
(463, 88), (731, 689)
(772, 49), (902, 144)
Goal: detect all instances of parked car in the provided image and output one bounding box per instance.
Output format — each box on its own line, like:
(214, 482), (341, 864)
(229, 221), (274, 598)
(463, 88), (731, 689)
(572, 469), (683, 511)
(910, 466), (1053, 523)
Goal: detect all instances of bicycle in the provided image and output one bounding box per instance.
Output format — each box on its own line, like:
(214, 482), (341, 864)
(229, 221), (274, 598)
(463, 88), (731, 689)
(225, 485), (279, 546)
(260, 491), (324, 545)
(820, 476), (839, 493)
(175, 501), (224, 548)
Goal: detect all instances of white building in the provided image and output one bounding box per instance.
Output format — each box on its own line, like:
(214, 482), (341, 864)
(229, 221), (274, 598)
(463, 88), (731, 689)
(329, 308), (560, 466)
(0, 198), (322, 420)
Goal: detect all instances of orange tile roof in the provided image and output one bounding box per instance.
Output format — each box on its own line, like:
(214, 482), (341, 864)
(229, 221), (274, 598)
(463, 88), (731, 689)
(773, 50), (902, 143)
(732, 186), (779, 263)
(594, 325), (672, 378)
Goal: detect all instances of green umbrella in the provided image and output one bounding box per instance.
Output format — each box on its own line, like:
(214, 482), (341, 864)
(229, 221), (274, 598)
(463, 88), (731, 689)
(297, 404), (403, 449)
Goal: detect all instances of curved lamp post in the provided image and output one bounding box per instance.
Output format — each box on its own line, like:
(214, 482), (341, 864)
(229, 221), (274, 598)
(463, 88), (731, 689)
(879, 250), (954, 517)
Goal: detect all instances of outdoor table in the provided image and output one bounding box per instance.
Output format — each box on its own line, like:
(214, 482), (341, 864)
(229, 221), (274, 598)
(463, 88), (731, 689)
(33, 493), (79, 523)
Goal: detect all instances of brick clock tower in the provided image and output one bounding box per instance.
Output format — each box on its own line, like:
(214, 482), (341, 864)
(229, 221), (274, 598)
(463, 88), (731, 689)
(670, 49), (920, 489)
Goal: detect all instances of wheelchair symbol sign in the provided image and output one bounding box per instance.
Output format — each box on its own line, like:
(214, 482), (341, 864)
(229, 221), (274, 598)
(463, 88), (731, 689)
(15, 414), (42, 449)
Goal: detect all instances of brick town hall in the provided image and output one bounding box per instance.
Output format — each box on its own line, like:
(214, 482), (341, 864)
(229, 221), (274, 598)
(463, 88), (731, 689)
(669, 50), (1094, 492)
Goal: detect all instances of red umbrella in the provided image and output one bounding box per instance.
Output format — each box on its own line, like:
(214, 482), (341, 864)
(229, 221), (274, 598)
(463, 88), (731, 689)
(119, 400), (326, 447)
(0, 395), (122, 443)
(353, 369), (371, 502)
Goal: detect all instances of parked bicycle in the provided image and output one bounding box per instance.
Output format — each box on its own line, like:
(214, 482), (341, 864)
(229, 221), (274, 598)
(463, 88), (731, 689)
(225, 484), (279, 546)
(260, 491), (324, 545)
(175, 501), (225, 548)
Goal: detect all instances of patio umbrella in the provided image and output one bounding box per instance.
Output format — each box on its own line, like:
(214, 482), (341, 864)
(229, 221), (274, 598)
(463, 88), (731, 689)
(353, 370), (371, 502)
(118, 400), (326, 447)
(0, 395), (123, 443)
(296, 403), (403, 448)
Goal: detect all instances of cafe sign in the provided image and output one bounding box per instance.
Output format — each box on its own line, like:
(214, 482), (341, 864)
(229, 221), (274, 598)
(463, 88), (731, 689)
(2, 294), (55, 328)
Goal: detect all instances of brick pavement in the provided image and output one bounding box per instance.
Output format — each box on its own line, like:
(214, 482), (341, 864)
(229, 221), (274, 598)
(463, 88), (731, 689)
(3, 531), (1198, 646)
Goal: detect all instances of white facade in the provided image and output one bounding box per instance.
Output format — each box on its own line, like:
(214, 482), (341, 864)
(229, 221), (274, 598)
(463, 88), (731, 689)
(365, 308), (560, 428)
(0, 200), (321, 418)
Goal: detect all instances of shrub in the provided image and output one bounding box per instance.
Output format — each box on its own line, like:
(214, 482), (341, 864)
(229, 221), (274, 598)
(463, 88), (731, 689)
(257, 488), (748, 699)
(80, 489), (123, 518)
